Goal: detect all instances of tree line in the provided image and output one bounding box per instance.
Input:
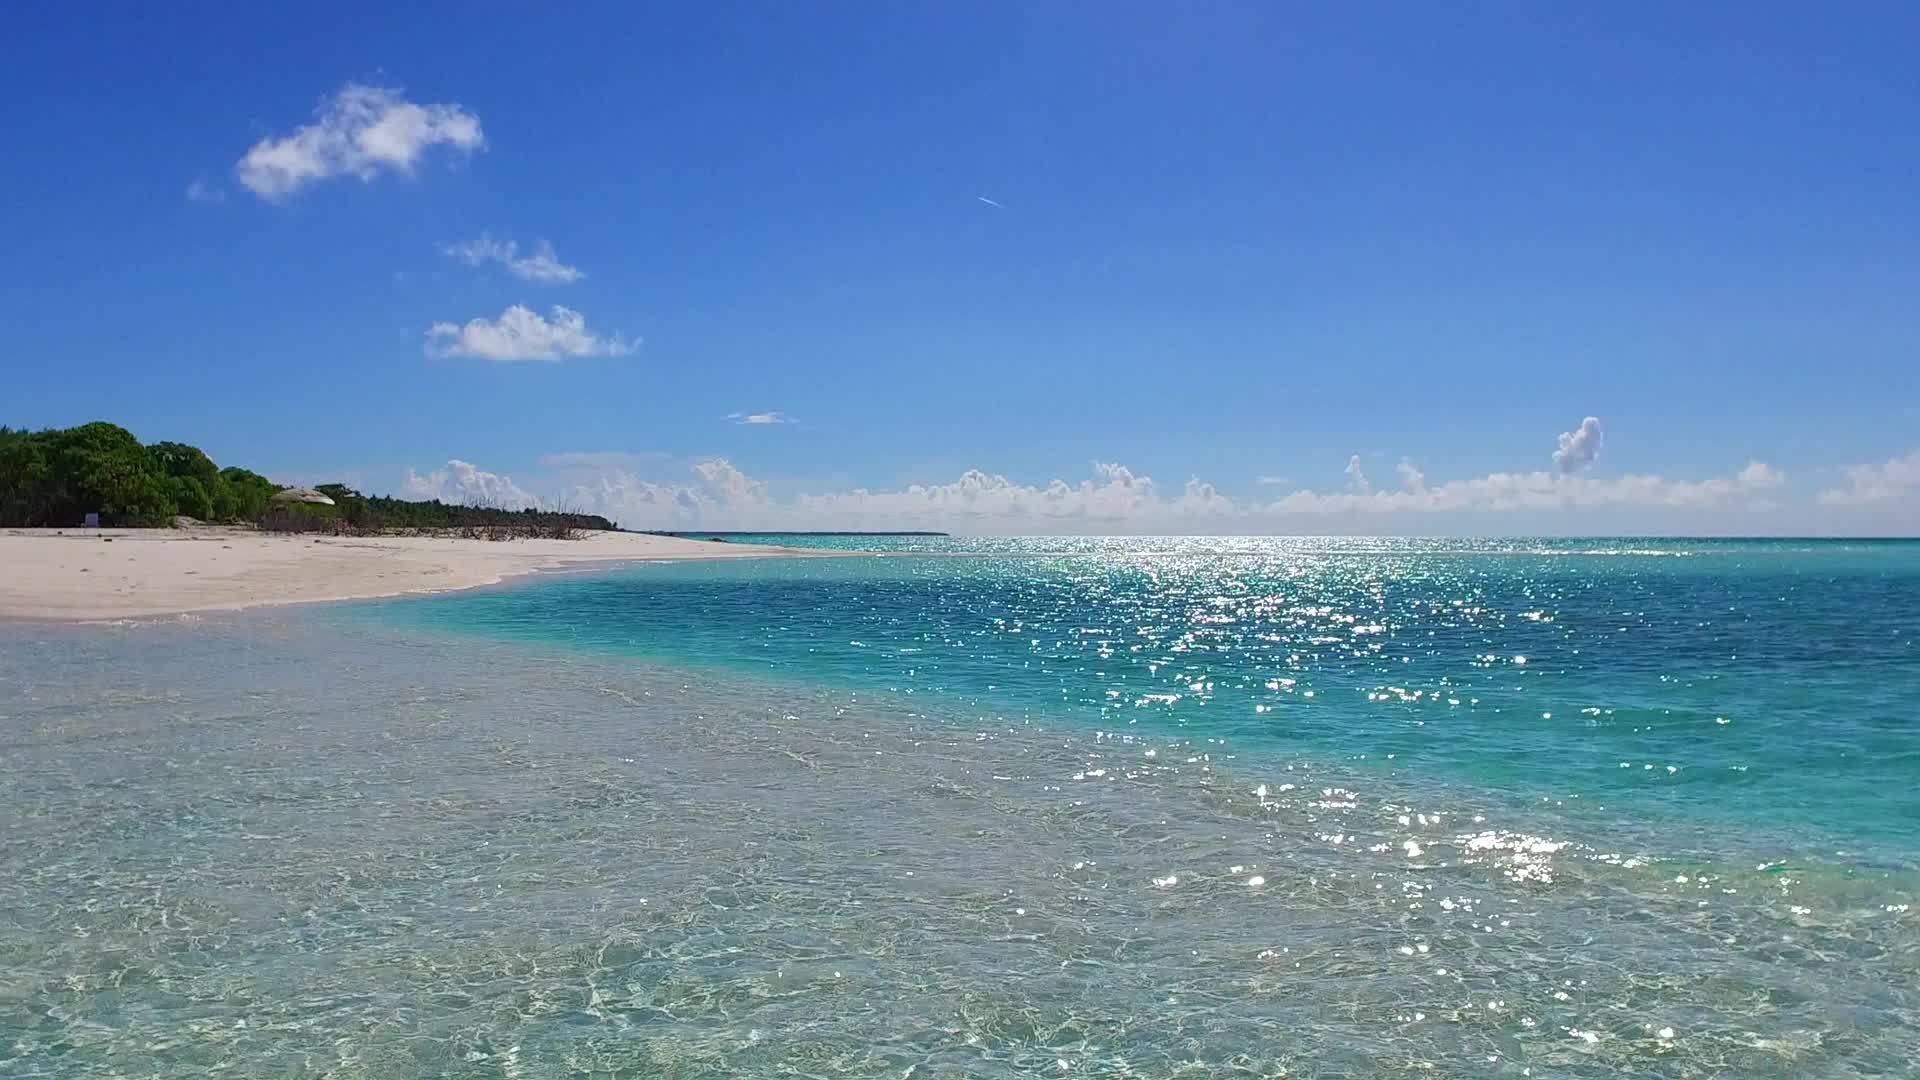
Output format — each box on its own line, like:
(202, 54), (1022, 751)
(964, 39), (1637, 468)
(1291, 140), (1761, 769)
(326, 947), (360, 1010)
(307, 483), (615, 533)
(0, 421), (278, 526)
(0, 421), (615, 532)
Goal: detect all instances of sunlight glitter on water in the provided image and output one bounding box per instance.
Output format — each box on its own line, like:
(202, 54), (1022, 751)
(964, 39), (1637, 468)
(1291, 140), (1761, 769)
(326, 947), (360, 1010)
(369, 539), (1920, 854)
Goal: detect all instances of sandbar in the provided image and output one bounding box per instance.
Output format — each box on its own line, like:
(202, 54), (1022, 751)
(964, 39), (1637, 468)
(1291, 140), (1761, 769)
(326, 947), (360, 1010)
(0, 527), (818, 621)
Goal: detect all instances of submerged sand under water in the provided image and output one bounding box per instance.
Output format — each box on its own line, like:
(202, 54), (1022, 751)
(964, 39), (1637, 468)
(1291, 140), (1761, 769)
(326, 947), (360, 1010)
(1, 610), (1916, 1077)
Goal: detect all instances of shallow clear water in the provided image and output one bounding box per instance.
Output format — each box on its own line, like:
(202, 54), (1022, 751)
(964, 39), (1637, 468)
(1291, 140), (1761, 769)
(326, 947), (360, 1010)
(3, 537), (1919, 1076)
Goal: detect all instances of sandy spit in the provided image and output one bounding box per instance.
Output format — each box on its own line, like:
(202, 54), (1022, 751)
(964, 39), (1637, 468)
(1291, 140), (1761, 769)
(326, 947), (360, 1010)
(0, 527), (829, 621)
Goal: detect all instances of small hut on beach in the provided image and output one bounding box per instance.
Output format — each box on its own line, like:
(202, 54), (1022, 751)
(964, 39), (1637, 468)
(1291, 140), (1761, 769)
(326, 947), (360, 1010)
(260, 487), (338, 531)
(268, 488), (336, 507)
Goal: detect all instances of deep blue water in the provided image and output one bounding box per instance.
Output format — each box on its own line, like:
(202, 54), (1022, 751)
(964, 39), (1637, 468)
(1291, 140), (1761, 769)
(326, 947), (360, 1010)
(370, 536), (1920, 853)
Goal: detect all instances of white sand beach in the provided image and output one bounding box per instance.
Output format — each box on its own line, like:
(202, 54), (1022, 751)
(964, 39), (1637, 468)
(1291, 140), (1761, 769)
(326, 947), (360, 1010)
(0, 527), (813, 620)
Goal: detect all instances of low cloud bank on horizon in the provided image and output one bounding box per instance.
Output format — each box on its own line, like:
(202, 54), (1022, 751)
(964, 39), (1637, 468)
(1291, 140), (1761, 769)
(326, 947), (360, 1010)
(1816, 449), (1920, 508)
(392, 417), (1919, 533)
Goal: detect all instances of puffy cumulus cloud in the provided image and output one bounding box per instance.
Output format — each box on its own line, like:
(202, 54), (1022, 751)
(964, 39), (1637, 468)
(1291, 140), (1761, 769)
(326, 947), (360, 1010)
(398, 457), (776, 528)
(558, 471), (710, 528)
(1553, 416), (1605, 473)
(795, 458), (1784, 529)
(553, 457), (772, 530)
(402, 460), (540, 510)
(1265, 461), (1784, 514)
(1817, 449), (1920, 506)
(425, 305), (635, 362)
(1344, 455), (1370, 492)
(442, 233), (584, 284)
(556, 456), (1789, 530)
(401, 417), (1792, 532)
(236, 83), (484, 201)
(727, 411), (795, 425)
(691, 458), (767, 505)
(792, 461), (1248, 529)
(395, 456), (757, 530)
(1397, 458), (1427, 492)
(1178, 477), (1236, 517)
(1735, 461), (1786, 489)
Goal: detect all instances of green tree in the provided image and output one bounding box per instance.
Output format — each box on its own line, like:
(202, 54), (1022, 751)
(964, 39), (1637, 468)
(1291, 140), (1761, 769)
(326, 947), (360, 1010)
(219, 467), (279, 520)
(315, 483), (375, 527)
(150, 440), (225, 521)
(168, 475), (217, 520)
(51, 422), (177, 526)
(149, 441), (220, 487)
(0, 433), (55, 525)
(1, 422), (614, 531)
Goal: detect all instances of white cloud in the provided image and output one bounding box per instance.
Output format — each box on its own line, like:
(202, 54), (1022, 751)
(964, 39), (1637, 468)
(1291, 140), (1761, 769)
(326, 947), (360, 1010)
(236, 82), (484, 201)
(1256, 475), (1292, 486)
(1736, 461), (1786, 489)
(1397, 458), (1427, 492)
(1264, 461), (1784, 515)
(789, 461), (1236, 529)
(727, 411), (795, 425)
(415, 453), (1790, 531)
(185, 177), (225, 203)
(549, 457), (773, 530)
(401, 420), (1793, 532)
(402, 460), (540, 509)
(691, 458), (768, 505)
(1344, 455), (1370, 492)
(1178, 476), (1236, 517)
(1817, 449), (1920, 506)
(494, 458), (1187, 531)
(425, 305), (635, 362)
(813, 459), (1781, 528)
(1553, 416), (1605, 473)
(442, 233), (584, 284)
(562, 473), (705, 526)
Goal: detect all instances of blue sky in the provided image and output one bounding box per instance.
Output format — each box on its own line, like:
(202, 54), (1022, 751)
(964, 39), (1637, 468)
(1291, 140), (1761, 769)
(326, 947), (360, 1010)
(3, 2), (1917, 532)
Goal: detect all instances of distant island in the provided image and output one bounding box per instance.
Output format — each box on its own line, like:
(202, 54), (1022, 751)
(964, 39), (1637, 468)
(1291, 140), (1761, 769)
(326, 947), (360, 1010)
(0, 420), (614, 537)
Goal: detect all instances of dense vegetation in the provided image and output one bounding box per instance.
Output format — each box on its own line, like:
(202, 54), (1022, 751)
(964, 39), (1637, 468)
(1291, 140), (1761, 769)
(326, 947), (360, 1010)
(306, 484), (614, 534)
(0, 422), (279, 526)
(0, 421), (615, 533)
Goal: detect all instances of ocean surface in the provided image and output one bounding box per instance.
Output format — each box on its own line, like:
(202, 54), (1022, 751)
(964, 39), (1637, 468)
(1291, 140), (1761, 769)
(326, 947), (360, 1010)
(3, 536), (1918, 1076)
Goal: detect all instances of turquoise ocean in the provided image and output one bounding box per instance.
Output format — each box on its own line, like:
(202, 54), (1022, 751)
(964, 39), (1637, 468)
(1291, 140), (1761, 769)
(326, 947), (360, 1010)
(3, 536), (1918, 1075)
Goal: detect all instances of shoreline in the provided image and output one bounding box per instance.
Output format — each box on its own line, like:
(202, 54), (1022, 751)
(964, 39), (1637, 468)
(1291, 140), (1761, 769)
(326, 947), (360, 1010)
(0, 526), (832, 622)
